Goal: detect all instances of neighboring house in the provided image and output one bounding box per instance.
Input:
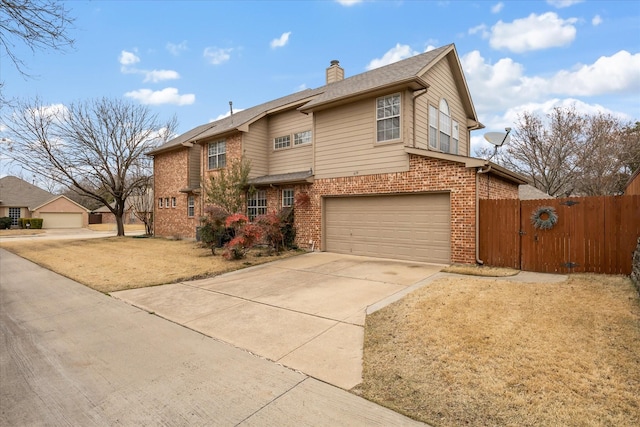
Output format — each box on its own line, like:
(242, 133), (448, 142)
(519, 184), (553, 200)
(0, 176), (89, 228)
(625, 168), (640, 196)
(95, 194), (153, 225)
(149, 44), (526, 264)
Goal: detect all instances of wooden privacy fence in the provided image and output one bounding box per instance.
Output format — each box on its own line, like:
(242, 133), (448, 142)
(479, 195), (640, 275)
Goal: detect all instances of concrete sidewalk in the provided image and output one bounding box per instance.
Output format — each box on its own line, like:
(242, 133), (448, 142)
(0, 249), (425, 426)
(112, 252), (444, 390)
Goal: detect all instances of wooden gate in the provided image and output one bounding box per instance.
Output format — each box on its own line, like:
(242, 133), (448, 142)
(479, 195), (640, 275)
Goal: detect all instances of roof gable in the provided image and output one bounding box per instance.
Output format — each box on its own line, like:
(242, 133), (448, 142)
(0, 176), (57, 210)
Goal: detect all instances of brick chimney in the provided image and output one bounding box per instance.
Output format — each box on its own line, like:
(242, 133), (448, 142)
(326, 60), (344, 84)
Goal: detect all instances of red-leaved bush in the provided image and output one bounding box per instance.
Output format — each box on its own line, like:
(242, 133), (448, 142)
(222, 214), (262, 260)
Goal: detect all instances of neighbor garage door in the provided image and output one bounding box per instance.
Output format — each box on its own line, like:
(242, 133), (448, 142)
(324, 193), (450, 263)
(39, 213), (83, 229)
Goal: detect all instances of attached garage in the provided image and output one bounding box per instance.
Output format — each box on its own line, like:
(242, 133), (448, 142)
(324, 193), (451, 264)
(39, 212), (83, 229)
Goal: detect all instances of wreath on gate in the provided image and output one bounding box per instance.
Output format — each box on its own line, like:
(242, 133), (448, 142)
(531, 206), (558, 230)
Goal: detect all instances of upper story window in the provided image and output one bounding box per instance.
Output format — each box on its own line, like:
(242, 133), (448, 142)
(158, 198), (164, 208)
(274, 135), (291, 150)
(429, 99), (459, 155)
(282, 188), (294, 207)
(208, 140), (226, 170)
(376, 93), (401, 142)
(294, 131), (312, 146)
(171, 197), (177, 208)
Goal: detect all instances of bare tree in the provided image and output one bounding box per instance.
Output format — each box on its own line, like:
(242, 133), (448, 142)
(0, 0), (75, 105)
(3, 97), (176, 236)
(482, 107), (637, 197)
(0, 0), (74, 75)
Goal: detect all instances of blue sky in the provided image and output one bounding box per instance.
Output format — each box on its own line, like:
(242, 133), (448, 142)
(1, 0), (639, 178)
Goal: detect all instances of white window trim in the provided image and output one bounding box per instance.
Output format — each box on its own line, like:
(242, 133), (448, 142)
(429, 99), (459, 155)
(376, 93), (402, 143)
(282, 188), (294, 207)
(208, 140), (226, 170)
(187, 195), (195, 217)
(274, 135), (291, 150)
(158, 198), (163, 208)
(247, 189), (267, 221)
(294, 130), (312, 146)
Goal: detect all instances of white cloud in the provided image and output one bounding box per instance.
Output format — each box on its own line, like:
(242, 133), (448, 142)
(490, 12), (577, 52)
(366, 43), (419, 70)
(124, 88), (195, 106)
(211, 108), (245, 122)
(491, 2), (504, 13)
(203, 47), (232, 65)
(592, 15), (602, 26)
(335, 0), (363, 6)
(546, 0), (583, 8)
(469, 24), (490, 38)
(270, 32), (292, 49)
(143, 69), (180, 83)
(166, 41), (188, 56)
(462, 49), (638, 155)
(119, 50), (140, 66)
(548, 50), (640, 96)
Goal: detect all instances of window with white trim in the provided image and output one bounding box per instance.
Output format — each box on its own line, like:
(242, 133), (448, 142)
(208, 140), (226, 170)
(171, 197), (177, 208)
(294, 131), (312, 146)
(187, 195), (195, 217)
(429, 99), (459, 154)
(451, 120), (459, 155)
(158, 198), (163, 208)
(9, 207), (20, 226)
(274, 135), (290, 150)
(376, 93), (401, 142)
(247, 189), (267, 221)
(439, 99), (451, 153)
(164, 197), (169, 209)
(282, 188), (294, 207)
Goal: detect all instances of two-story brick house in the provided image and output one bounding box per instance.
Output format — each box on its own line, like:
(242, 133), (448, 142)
(150, 44), (525, 264)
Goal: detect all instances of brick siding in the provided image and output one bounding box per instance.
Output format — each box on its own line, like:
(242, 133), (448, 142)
(154, 148), (201, 239)
(154, 145), (519, 264)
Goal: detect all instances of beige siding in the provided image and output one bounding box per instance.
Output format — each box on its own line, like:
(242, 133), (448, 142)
(268, 110), (314, 174)
(244, 119), (268, 177)
(415, 58), (469, 157)
(314, 96), (409, 179)
(188, 145), (201, 188)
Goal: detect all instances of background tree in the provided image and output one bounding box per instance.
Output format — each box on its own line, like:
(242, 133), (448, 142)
(3, 97), (176, 236)
(0, 0), (75, 105)
(480, 107), (637, 196)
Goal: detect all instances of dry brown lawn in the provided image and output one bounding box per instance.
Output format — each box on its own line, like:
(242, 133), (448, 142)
(0, 237), (302, 293)
(359, 274), (640, 427)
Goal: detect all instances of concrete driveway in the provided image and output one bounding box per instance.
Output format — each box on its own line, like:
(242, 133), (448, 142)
(112, 252), (443, 389)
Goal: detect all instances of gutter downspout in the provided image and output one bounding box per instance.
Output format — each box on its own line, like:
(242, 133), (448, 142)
(476, 164), (492, 265)
(411, 87), (429, 148)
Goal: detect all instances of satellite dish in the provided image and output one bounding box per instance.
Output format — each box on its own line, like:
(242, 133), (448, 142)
(484, 127), (512, 147)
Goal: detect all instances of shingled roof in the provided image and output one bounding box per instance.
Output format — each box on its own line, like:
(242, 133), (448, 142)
(149, 44), (468, 155)
(0, 176), (56, 210)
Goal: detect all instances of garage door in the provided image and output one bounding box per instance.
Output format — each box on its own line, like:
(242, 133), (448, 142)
(324, 193), (450, 263)
(39, 213), (83, 229)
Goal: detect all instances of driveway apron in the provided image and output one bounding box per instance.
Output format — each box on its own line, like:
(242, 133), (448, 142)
(1, 249), (427, 426)
(112, 252), (443, 390)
